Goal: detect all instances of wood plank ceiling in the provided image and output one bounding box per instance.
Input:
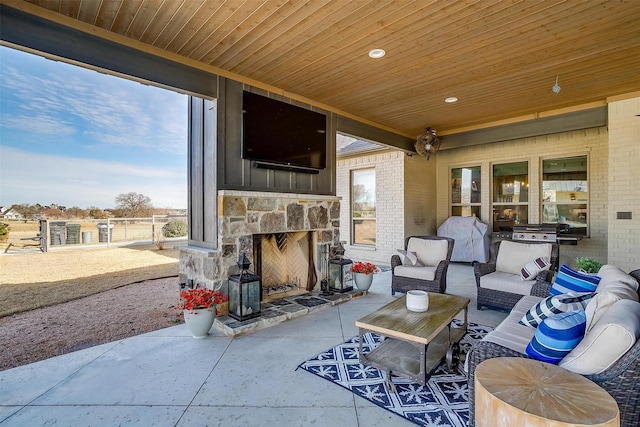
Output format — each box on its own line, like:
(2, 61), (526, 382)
(12, 0), (640, 138)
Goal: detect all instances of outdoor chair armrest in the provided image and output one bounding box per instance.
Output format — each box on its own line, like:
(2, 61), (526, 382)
(467, 341), (530, 427)
(390, 254), (402, 273)
(530, 271), (554, 297)
(473, 262), (496, 287)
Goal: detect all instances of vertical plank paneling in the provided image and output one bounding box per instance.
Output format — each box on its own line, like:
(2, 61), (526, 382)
(188, 96), (204, 245)
(203, 98), (217, 246)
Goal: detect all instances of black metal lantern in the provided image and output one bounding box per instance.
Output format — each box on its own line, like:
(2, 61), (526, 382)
(228, 253), (261, 321)
(328, 242), (353, 293)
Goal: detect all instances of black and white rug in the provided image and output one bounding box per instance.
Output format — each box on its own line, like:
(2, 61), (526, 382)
(297, 322), (492, 427)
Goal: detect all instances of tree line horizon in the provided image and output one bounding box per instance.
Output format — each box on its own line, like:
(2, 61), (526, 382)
(5, 192), (186, 220)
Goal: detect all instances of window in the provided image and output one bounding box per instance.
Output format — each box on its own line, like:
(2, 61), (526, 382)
(451, 166), (481, 219)
(492, 161), (529, 232)
(351, 169), (376, 245)
(542, 156), (588, 236)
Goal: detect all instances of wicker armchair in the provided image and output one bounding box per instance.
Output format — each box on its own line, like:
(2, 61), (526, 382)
(390, 236), (454, 295)
(474, 240), (559, 312)
(467, 339), (640, 427)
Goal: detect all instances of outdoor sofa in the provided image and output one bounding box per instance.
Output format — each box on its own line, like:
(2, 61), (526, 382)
(467, 265), (640, 426)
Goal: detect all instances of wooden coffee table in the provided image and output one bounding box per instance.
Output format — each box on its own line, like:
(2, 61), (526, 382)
(355, 293), (470, 390)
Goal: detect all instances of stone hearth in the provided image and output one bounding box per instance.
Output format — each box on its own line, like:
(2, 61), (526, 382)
(179, 190), (345, 335)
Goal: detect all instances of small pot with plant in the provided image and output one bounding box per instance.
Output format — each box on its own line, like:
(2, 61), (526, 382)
(575, 257), (603, 274)
(176, 286), (219, 339)
(351, 261), (379, 293)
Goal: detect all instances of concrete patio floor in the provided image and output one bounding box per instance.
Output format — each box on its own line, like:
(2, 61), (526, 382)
(0, 263), (507, 426)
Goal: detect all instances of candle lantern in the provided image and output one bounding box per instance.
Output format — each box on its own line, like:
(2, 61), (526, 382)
(228, 252), (261, 321)
(328, 242), (353, 293)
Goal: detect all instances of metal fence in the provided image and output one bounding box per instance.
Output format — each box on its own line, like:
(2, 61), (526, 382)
(41, 216), (187, 251)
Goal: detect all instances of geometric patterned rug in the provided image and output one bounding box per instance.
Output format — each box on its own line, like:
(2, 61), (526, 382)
(297, 322), (492, 427)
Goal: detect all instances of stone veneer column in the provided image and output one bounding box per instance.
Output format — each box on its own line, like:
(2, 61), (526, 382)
(179, 191), (341, 293)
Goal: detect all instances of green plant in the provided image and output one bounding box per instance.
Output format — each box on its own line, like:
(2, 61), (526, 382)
(575, 257), (603, 274)
(162, 220), (187, 238)
(0, 222), (10, 242)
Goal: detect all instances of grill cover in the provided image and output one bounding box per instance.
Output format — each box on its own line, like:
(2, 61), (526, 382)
(437, 216), (491, 263)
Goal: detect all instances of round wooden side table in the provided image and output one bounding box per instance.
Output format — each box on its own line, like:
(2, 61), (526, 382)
(474, 357), (619, 427)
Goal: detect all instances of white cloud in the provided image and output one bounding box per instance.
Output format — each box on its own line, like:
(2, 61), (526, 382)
(0, 146), (187, 209)
(1, 57), (187, 155)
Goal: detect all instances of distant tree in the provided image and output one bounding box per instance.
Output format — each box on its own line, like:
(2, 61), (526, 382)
(10, 203), (40, 220)
(114, 192), (153, 218)
(0, 222), (10, 242)
(41, 208), (64, 219)
(65, 206), (87, 219)
(88, 207), (108, 219)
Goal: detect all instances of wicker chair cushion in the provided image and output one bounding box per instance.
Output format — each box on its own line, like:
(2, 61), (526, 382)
(406, 237), (448, 267)
(481, 295), (538, 354)
(549, 264), (601, 295)
(560, 299), (640, 374)
(525, 310), (587, 364)
(495, 241), (552, 275)
(393, 265), (437, 281)
(479, 271), (534, 296)
(519, 292), (593, 328)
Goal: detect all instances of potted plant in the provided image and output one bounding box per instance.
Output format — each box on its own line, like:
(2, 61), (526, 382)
(213, 290), (229, 316)
(176, 286), (217, 339)
(351, 261), (379, 292)
(575, 257), (603, 274)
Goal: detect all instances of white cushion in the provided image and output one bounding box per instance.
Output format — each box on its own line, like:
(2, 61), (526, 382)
(393, 265), (437, 281)
(479, 271), (533, 296)
(482, 295), (539, 353)
(520, 257), (551, 281)
(406, 238), (448, 267)
(495, 241), (552, 275)
(585, 291), (620, 332)
(559, 299), (640, 375)
(598, 264), (640, 291)
(595, 265), (639, 301)
(397, 249), (420, 266)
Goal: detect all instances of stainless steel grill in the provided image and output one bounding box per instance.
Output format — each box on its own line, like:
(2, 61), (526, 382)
(511, 224), (568, 243)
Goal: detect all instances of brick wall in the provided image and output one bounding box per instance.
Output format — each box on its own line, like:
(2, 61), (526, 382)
(607, 96), (640, 272)
(436, 126), (609, 268)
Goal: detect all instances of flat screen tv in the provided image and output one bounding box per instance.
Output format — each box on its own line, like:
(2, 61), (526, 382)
(242, 91), (327, 172)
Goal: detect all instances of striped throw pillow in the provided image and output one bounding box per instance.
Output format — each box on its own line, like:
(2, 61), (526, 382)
(549, 264), (600, 296)
(525, 310), (586, 364)
(519, 292), (594, 328)
(520, 257), (551, 281)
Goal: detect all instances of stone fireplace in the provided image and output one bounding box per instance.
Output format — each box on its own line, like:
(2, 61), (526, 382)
(179, 190), (341, 300)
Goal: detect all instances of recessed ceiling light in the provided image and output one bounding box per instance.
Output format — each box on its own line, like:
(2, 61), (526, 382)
(368, 49), (386, 59)
(445, 97), (458, 103)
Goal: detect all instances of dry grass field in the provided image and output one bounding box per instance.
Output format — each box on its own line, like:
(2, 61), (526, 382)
(0, 226), (184, 370)
(0, 246), (179, 317)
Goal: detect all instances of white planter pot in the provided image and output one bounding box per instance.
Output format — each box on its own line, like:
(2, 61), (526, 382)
(354, 272), (374, 292)
(183, 308), (215, 339)
(406, 290), (429, 312)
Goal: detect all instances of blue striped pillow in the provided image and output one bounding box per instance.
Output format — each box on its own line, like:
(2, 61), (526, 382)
(519, 292), (593, 328)
(549, 264), (600, 296)
(525, 310), (586, 364)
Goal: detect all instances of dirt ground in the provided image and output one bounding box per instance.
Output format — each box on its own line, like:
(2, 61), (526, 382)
(0, 243), (185, 371)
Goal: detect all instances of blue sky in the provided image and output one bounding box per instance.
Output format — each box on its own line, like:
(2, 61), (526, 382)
(0, 46), (188, 209)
